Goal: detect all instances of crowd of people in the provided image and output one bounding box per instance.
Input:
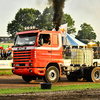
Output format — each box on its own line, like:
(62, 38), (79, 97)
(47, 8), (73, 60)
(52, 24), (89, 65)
(63, 47), (71, 59)
(0, 47), (13, 60)
(94, 50), (100, 59)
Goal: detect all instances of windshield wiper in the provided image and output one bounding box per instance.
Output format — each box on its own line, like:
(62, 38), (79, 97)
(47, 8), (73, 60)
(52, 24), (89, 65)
(14, 44), (23, 47)
(23, 44), (35, 46)
(22, 44), (30, 46)
(14, 44), (35, 47)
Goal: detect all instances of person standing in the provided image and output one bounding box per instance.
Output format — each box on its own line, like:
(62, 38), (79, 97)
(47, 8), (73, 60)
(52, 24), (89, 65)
(1, 49), (7, 60)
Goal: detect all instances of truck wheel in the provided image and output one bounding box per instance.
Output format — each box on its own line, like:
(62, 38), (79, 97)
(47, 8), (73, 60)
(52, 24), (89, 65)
(22, 76), (32, 83)
(91, 67), (100, 82)
(44, 66), (59, 83)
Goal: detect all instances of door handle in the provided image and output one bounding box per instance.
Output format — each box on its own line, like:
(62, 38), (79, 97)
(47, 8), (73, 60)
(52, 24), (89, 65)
(48, 51), (52, 53)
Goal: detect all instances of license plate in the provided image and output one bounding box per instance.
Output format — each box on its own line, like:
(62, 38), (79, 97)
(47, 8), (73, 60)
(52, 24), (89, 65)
(18, 47), (26, 50)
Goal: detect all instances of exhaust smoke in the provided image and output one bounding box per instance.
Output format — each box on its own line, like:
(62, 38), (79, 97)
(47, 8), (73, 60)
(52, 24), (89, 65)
(48, 0), (66, 31)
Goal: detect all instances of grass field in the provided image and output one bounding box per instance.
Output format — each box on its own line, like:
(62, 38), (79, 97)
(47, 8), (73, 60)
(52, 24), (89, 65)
(0, 69), (13, 75)
(0, 83), (100, 95)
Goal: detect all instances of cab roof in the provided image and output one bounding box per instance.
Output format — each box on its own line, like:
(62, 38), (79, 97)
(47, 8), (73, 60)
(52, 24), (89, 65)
(16, 30), (40, 35)
(16, 30), (61, 35)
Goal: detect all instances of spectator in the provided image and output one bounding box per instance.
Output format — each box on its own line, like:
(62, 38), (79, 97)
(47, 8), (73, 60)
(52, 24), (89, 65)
(6, 45), (12, 51)
(1, 49), (7, 60)
(0, 50), (2, 60)
(94, 50), (99, 59)
(38, 35), (43, 46)
(6, 50), (11, 60)
(7, 50), (13, 60)
(45, 36), (50, 45)
(98, 51), (100, 58)
(7, 50), (11, 56)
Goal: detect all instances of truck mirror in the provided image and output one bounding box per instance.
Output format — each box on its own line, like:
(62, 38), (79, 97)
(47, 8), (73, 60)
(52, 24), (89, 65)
(40, 38), (43, 46)
(14, 36), (17, 45)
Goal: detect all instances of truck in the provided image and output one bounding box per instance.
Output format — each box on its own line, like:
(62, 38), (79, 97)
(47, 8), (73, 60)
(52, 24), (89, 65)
(12, 28), (100, 83)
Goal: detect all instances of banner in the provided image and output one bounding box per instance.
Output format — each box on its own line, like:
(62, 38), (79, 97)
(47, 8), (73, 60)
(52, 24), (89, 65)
(59, 23), (67, 45)
(0, 60), (12, 69)
(59, 23), (67, 36)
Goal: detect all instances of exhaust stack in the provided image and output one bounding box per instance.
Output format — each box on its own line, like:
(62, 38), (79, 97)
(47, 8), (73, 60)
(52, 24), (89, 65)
(48, 0), (66, 31)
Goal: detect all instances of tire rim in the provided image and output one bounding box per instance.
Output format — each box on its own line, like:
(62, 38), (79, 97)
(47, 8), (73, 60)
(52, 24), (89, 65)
(49, 70), (57, 81)
(94, 70), (100, 80)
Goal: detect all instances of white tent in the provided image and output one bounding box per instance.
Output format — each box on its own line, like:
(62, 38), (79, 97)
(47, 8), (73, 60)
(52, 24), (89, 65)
(52, 23), (86, 48)
(62, 34), (87, 48)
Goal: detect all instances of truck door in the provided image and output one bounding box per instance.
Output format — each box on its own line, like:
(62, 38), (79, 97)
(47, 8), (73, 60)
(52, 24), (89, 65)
(51, 34), (62, 61)
(37, 34), (52, 67)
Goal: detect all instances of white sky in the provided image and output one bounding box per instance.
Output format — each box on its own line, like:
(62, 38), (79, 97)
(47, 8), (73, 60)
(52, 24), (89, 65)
(0, 0), (100, 41)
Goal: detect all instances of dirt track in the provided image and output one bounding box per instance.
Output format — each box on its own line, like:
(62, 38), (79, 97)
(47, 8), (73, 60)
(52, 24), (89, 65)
(0, 75), (100, 100)
(1, 89), (100, 100)
(0, 75), (94, 89)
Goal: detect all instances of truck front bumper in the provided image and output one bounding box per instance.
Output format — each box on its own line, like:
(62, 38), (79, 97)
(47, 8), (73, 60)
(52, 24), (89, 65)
(12, 67), (46, 76)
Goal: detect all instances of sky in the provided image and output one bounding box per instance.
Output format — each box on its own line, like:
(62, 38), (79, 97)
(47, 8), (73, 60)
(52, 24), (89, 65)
(0, 0), (100, 41)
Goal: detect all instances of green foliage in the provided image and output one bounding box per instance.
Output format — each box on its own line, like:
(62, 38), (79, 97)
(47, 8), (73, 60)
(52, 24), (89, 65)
(62, 13), (76, 34)
(7, 8), (41, 38)
(40, 6), (76, 33)
(7, 6), (76, 38)
(8, 40), (13, 43)
(75, 23), (97, 40)
(96, 41), (100, 46)
(0, 69), (12, 75)
(39, 6), (54, 30)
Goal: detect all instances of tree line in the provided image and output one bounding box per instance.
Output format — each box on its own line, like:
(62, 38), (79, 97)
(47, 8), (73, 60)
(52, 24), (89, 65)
(7, 6), (96, 40)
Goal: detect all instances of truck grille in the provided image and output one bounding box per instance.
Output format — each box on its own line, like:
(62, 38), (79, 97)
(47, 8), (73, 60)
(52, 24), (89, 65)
(13, 50), (31, 62)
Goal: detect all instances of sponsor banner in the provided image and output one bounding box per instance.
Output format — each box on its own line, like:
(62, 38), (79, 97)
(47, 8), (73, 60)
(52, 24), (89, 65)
(0, 60), (13, 69)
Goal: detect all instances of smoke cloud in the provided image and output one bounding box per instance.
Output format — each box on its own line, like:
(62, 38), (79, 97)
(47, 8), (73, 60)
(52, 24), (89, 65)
(48, 0), (66, 31)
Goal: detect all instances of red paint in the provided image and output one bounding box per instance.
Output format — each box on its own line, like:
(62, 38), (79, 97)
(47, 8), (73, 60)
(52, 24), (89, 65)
(12, 30), (63, 78)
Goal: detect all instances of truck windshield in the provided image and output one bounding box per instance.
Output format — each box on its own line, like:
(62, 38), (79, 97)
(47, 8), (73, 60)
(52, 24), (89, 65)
(14, 33), (37, 46)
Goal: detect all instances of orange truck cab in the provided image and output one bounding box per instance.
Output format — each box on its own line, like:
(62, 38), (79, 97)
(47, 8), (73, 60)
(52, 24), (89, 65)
(12, 30), (63, 83)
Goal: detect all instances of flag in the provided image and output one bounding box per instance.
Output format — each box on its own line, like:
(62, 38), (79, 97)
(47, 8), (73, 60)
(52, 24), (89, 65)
(52, 23), (67, 35)
(52, 23), (67, 45)
(59, 23), (67, 36)
(59, 23), (67, 45)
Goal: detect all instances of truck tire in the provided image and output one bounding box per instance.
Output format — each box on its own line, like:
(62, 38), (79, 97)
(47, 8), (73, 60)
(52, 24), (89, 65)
(91, 67), (100, 82)
(44, 66), (59, 83)
(22, 76), (33, 83)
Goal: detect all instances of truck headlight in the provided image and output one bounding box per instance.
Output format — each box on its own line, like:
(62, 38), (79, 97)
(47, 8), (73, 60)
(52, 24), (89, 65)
(16, 64), (19, 66)
(29, 63), (33, 66)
